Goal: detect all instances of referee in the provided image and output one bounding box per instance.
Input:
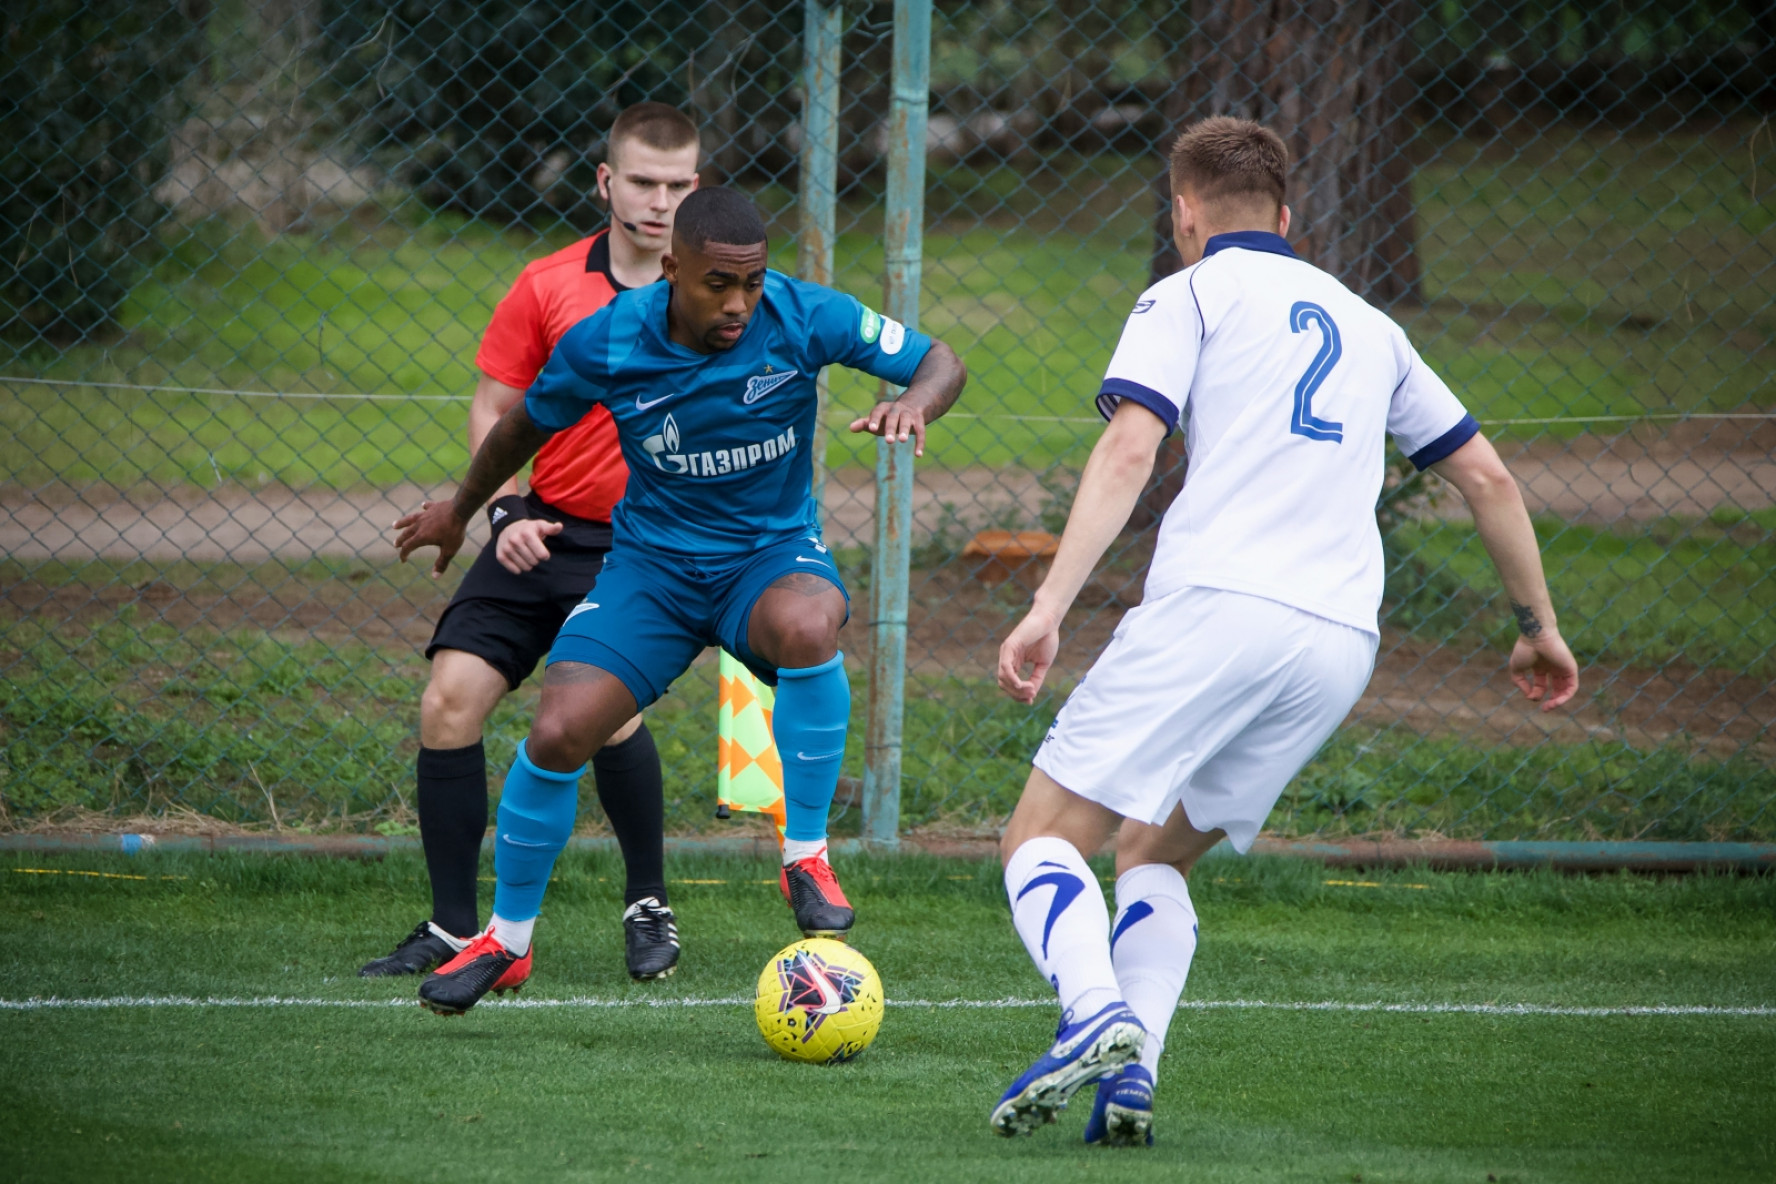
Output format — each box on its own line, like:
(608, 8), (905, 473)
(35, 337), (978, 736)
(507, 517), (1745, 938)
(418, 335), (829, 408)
(360, 104), (701, 982)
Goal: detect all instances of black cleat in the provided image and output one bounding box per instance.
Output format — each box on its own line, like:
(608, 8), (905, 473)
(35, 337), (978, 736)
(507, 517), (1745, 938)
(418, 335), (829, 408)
(417, 931), (531, 1016)
(623, 896), (680, 980)
(359, 921), (461, 978)
(779, 856), (855, 939)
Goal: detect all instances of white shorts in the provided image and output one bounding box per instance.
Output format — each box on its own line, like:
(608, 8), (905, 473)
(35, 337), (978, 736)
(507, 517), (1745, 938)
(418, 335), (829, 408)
(1033, 587), (1378, 852)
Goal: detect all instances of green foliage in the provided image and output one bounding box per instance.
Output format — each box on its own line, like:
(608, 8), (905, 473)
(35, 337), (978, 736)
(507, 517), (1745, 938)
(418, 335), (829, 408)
(1287, 727), (1776, 841)
(0, 1), (199, 344)
(4, 560), (1773, 838)
(319, 0), (800, 223)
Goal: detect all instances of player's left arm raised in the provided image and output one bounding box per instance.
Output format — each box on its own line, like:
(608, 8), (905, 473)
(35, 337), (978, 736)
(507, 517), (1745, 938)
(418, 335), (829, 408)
(395, 318), (608, 576)
(394, 401), (557, 577)
(997, 401), (1168, 704)
(848, 339), (966, 458)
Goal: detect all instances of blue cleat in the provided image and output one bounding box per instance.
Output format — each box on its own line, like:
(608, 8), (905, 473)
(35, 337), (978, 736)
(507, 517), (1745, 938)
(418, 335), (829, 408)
(991, 1002), (1145, 1137)
(1084, 1063), (1155, 1146)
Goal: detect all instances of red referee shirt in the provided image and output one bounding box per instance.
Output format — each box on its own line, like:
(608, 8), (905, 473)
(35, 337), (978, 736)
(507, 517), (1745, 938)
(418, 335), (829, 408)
(474, 230), (633, 523)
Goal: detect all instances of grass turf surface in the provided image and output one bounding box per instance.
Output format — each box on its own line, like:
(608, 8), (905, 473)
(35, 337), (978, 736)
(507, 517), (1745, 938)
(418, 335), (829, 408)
(3, 850), (1773, 1182)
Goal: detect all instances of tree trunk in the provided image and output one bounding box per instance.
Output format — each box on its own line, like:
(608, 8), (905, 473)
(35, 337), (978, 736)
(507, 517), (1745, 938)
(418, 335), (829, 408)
(1135, 0), (1418, 531)
(692, 0), (749, 184)
(1146, 0), (1419, 306)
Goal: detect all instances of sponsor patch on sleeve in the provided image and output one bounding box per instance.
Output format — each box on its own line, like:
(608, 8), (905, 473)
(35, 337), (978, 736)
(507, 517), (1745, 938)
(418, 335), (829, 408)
(859, 306), (883, 344)
(880, 318), (906, 355)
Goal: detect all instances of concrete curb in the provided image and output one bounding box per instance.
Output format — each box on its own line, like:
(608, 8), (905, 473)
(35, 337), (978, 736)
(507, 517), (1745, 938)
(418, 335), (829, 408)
(2, 833), (1771, 872)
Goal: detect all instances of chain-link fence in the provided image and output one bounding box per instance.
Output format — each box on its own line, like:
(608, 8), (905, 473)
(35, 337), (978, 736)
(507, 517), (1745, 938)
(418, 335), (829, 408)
(3, 1), (1773, 842)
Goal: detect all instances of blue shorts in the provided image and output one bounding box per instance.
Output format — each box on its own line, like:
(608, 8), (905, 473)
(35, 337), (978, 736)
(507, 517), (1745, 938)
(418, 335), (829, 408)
(546, 534), (848, 708)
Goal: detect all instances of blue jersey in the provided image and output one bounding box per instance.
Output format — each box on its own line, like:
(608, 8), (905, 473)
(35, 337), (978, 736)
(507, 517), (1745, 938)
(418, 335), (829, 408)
(525, 271), (933, 556)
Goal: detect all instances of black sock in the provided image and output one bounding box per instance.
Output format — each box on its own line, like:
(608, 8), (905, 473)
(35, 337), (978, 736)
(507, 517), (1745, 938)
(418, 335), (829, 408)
(593, 724), (667, 907)
(417, 742), (488, 938)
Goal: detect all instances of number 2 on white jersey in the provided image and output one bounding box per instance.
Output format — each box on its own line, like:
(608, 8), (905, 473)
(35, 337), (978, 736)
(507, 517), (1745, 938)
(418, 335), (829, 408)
(1288, 301), (1344, 443)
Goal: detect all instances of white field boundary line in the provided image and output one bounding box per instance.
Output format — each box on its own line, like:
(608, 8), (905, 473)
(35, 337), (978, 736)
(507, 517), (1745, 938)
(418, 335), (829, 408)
(5, 377), (1775, 429)
(2, 995), (1770, 1017)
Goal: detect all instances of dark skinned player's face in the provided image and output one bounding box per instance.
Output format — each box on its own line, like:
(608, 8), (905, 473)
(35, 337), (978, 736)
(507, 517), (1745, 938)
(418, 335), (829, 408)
(662, 237), (769, 353)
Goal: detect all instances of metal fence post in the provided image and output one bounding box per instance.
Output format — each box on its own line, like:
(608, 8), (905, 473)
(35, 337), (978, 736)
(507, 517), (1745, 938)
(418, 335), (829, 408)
(799, 0), (842, 513)
(862, 0), (929, 848)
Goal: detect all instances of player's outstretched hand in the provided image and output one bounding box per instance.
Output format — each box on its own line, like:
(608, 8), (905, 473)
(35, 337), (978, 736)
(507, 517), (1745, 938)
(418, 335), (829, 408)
(393, 500), (468, 578)
(496, 518), (562, 575)
(1508, 631), (1580, 712)
(998, 608), (1061, 705)
(849, 400), (928, 457)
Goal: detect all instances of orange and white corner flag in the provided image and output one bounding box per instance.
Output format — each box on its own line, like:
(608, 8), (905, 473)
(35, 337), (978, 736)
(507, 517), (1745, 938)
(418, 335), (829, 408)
(717, 652), (786, 839)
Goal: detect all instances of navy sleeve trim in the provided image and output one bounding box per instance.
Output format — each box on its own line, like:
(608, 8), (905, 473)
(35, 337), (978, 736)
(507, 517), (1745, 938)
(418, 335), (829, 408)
(1408, 413), (1480, 470)
(1096, 378), (1179, 434)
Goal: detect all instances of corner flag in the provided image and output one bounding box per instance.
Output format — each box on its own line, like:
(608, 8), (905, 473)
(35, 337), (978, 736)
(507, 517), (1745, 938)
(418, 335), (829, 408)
(717, 652), (786, 838)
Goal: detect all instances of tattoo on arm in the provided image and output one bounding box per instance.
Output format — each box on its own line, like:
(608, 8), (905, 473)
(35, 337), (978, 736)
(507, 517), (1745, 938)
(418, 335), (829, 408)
(898, 342), (967, 421)
(1510, 601), (1544, 637)
(453, 403), (553, 521)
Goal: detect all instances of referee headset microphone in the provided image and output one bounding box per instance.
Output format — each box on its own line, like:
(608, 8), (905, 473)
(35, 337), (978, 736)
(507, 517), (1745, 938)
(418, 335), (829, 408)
(596, 138), (637, 233)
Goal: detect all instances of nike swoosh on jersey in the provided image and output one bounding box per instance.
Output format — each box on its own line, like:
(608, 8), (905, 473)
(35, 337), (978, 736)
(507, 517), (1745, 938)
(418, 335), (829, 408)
(794, 556), (827, 565)
(635, 392), (675, 411)
(566, 602), (599, 619)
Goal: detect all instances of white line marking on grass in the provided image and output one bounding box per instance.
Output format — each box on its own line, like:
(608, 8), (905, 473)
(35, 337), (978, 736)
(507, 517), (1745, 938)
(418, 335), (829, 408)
(2, 996), (1770, 1017)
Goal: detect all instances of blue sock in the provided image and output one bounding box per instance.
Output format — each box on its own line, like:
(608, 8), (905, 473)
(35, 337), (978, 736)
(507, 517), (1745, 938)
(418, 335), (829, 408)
(772, 653), (850, 843)
(491, 740), (584, 923)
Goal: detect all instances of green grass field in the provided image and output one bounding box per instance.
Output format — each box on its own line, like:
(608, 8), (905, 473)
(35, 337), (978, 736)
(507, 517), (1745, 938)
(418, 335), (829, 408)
(2, 129), (1772, 488)
(3, 849), (1772, 1182)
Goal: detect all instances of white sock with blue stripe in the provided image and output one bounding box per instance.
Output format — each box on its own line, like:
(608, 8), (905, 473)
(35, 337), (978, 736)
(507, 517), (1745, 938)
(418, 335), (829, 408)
(1110, 863), (1199, 1078)
(1004, 837), (1122, 1024)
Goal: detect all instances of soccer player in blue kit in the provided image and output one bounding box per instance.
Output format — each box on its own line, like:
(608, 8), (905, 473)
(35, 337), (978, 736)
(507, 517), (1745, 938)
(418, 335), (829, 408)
(394, 188), (967, 1015)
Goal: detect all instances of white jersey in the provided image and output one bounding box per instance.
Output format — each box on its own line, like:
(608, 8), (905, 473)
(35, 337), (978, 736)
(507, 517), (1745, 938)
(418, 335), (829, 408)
(1097, 231), (1477, 635)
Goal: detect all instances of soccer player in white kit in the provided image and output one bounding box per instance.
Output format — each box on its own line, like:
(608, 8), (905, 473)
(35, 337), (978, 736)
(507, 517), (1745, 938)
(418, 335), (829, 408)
(989, 117), (1580, 1144)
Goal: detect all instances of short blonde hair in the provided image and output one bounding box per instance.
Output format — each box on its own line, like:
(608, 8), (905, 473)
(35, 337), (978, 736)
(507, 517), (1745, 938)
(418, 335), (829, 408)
(1168, 116), (1288, 213)
(607, 102), (699, 165)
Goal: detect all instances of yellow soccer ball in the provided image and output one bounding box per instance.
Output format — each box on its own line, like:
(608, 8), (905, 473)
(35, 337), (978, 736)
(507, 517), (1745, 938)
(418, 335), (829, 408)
(754, 938), (883, 1065)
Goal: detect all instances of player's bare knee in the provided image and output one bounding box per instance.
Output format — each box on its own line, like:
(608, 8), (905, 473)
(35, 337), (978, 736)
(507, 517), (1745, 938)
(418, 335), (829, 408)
(773, 619), (839, 670)
(526, 709), (594, 774)
(420, 676), (489, 748)
(752, 574), (845, 669)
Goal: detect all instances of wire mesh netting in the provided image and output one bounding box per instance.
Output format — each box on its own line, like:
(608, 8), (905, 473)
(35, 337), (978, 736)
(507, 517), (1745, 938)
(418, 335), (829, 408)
(2, 1), (1772, 841)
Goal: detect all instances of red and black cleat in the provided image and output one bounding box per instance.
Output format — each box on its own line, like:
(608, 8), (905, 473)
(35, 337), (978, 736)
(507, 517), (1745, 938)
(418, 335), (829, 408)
(417, 931), (532, 1017)
(780, 855), (855, 940)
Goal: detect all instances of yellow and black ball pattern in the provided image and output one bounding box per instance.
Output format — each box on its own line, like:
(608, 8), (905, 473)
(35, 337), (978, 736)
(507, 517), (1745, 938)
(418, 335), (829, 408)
(754, 938), (883, 1064)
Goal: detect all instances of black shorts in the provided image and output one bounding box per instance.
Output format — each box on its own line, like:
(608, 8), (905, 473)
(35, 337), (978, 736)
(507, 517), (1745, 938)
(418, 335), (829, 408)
(426, 493), (614, 691)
